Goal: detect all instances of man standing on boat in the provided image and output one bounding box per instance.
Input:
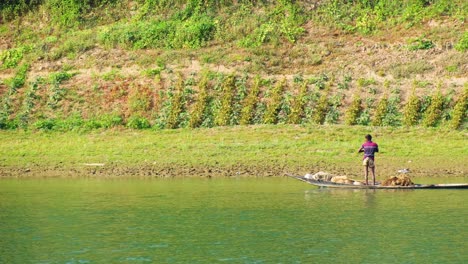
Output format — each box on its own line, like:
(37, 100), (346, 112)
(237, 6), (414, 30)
(358, 134), (379, 185)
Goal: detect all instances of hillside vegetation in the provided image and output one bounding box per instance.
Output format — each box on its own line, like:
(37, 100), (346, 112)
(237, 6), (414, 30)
(0, 0), (467, 131)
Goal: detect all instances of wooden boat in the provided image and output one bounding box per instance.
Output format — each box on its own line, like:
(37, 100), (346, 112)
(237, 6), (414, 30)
(291, 176), (468, 189)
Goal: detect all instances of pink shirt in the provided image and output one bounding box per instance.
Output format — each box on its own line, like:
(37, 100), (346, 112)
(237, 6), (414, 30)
(361, 141), (379, 160)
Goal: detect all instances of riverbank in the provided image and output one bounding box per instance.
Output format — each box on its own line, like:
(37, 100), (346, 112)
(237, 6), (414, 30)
(1, 125), (466, 178)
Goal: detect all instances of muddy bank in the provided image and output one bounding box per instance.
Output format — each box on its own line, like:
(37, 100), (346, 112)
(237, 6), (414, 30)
(0, 163), (465, 179)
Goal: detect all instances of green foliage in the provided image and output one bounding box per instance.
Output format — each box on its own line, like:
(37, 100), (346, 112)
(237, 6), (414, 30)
(423, 89), (444, 127)
(17, 77), (42, 128)
(44, 0), (84, 28)
(34, 119), (57, 130)
(239, 77), (261, 125)
(189, 73), (210, 128)
(315, 0), (466, 34)
(0, 46), (30, 69)
(263, 79), (286, 124)
(215, 75), (235, 127)
(0, 0), (42, 21)
(48, 30), (96, 60)
(408, 37), (435, 50)
(372, 95), (389, 126)
(238, 1), (306, 47)
(454, 31), (468, 52)
(450, 88), (468, 130)
(357, 109), (371, 126)
(127, 115), (151, 129)
(0, 64), (30, 129)
(99, 13), (216, 49)
(50, 70), (75, 84)
(381, 94), (402, 127)
(312, 90), (329, 125)
(98, 113), (124, 128)
(344, 94), (362, 125)
(46, 71), (73, 110)
(403, 90), (421, 126)
(288, 82), (308, 124)
(166, 74), (186, 129)
(6, 63), (29, 91)
(231, 75), (248, 125)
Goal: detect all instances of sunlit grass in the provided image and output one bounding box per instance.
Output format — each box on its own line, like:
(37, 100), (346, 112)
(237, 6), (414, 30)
(0, 125), (466, 177)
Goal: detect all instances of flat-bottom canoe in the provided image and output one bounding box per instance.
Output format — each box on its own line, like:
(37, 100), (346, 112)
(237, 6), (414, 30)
(291, 176), (468, 189)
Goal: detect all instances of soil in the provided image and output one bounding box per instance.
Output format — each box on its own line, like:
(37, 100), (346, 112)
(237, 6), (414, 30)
(0, 163), (464, 179)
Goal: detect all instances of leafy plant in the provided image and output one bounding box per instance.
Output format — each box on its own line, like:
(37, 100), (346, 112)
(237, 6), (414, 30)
(127, 115), (151, 129)
(382, 94), (402, 127)
(189, 73), (210, 128)
(344, 94), (362, 125)
(215, 75), (235, 127)
(450, 88), (467, 130)
(17, 77), (42, 128)
(288, 82), (308, 124)
(403, 89), (421, 126)
(239, 77), (261, 126)
(423, 89), (444, 127)
(312, 90), (329, 125)
(408, 37), (435, 50)
(0, 46), (30, 69)
(263, 79), (286, 124)
(454, 31), (468, 52)
(372, 95), (389, 126)
(166, 74), (186, 129)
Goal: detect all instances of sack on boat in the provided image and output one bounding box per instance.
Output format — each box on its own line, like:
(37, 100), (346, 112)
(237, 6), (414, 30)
(305, 171), (334, 181)
(330, 176), (355, 184)
(381, 176), (414, 186)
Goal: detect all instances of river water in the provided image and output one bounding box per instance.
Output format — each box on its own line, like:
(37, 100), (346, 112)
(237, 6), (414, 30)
(0, 178), (467, 263)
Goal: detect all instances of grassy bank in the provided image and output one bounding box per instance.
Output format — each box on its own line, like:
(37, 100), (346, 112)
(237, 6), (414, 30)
(1, 1), (467, 131)
(1, 125), (466, 178)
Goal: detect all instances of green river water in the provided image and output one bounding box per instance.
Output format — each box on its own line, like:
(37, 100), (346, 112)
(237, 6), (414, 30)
(0, 178), (467, 264)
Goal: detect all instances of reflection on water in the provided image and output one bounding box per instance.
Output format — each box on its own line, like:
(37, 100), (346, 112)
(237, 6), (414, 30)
(0, 178), (466, 263)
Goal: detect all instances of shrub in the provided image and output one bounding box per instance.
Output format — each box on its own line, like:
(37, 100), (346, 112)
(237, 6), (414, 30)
(403, 90), (421, 126)
(0, 0), (42, 21)
(99, 13), (216, 50)
(127, 115), (151, 129)
(231, 75), (248, 125)
(6, 63), (29, 91)
(344, 94), (362, 125)
(240, 77), (261, 125)
(215, 75), (235, 127)
(99, 113), (123, 128)
(454, 31), (468, 52)
(357, 109), (371, 126)
(450, 88), (468, 130)
(0, 46), (30, 69)
(34, 119), (57, 130)
(312, 90), (329, 125)
(189, 74), (210, 128)
(17, 77), (42, 128)
(55, 114), (84, 131)
(263, 79), (286, 124)
(288, 82), (308, 124)
(382, 94), (402, 127)
(408, 37), (435, 50)
(166, 74), (186, 129)
(423, 89), (444, 127)
(128, 84), (153, 115)
(372, 95), (389, 126)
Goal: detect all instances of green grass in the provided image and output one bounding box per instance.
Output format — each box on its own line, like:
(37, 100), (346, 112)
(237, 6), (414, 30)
(0, 125), (466, 178)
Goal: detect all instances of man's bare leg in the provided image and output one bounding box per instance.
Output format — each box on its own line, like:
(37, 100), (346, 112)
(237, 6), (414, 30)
(364, 166), (369, 185)
(371, 167), (376, 185)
